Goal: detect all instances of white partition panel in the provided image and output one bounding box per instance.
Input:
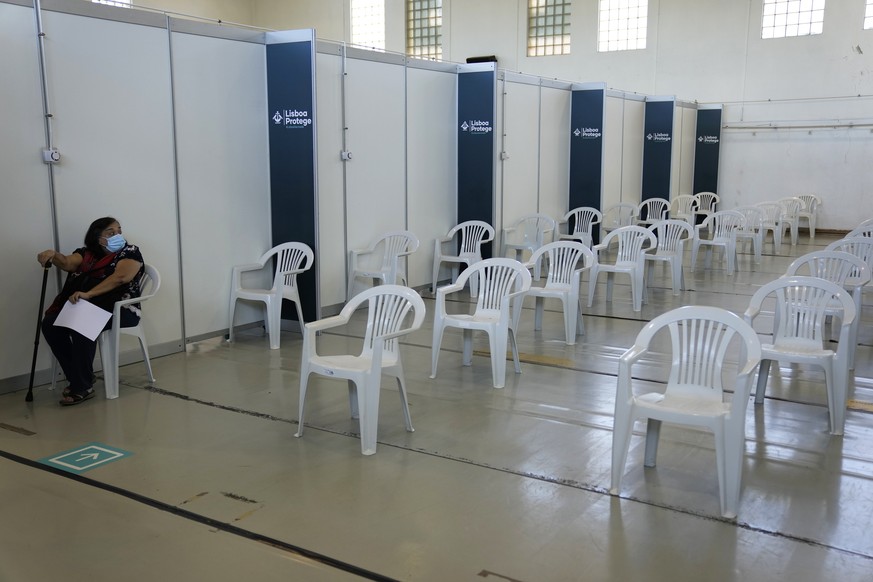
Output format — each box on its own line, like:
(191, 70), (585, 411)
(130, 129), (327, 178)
(499, 76), (541, 252)
(407, 65), (457, 289)
(315, 49), (347, 310)
(602, 94), (625, 209)
(0, 2), (57, 386)
(621, 98), (646, 205)
(538, 85), (571, 222)
(45, 11), (182, 350)
(172, 32), (271, 339)
(343, 55), (407, 291)
(674, 104), (697, 198)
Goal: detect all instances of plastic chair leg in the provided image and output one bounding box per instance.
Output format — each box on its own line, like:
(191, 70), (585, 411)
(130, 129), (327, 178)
(534, 296), (544, 331)
(394, 370), (414, 432)
(643, 419), (661, 467)
(347, 379), (360, 419)
(266, 298), (281, 349)
(563, 296), (578, 345)
(98, 330), (120, 400)
(755, 360), (771, 404)
(294, 368), (310, 438)
(227, 297), (237, 342)
(429, 323), (445, 379)
(358, 375), (381, 456)
(489, 329), (508, 389)
(609, 408), (634, 494)
(462, 329), (474, 366)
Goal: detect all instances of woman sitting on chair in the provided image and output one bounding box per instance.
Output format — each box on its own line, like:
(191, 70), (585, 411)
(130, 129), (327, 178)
(37, 217), (144, 406)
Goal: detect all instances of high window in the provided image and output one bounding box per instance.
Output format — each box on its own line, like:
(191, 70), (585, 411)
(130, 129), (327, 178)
(865, 0), (873, 29)
(761, 0), (825, 39)
(407, 0), (442, 59)
(351, 0), (385, 50)
(527, 0), (571, 57)
(93, 0), (130, 7)
(598, 0), (648, 52)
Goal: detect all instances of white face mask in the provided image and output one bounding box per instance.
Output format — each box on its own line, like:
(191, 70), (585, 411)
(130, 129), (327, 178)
(104, 233), (126, 252)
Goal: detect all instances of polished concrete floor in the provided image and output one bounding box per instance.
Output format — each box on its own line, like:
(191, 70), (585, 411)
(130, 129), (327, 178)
(2, 233), (872, 581)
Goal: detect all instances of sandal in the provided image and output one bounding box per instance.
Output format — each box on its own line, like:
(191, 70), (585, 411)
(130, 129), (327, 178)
(59, 389), (95, 406)
(62, 374), (96, 397)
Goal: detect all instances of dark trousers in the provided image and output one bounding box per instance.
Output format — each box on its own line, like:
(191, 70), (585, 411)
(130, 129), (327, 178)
(42, 307), (140, 395)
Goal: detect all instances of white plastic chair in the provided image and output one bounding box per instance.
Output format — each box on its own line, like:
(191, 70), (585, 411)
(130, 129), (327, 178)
(778, 197), (803, 246)
(600, 203), (637, 240)
(295, 285), (426, 455)
(227, 242), (314, 350)
(756, 202), (785, 253)
(796, 194), (821, 239)
(733, 206), (765, 265)
(559, 207), (602, 248)
(645, 219), (693, 296)
(825, 237), (873, 369)
(847, 218), (873, 238)
(588, 225), (656, 312)
(693, 192), (720, 224)
(744, 276), (856, 436)
(670, 194), (697, 224)
(431, 258), (532, 389)
(635, 198), (670, 227)
(524, 241), (595, 345)
(691, 210), (745, 276)
(786, 250), (870, 372)
(502, 214), (558, 279)
(610, 306), (762, 519)
(432, 220), (495, 297)
(53, 264), (161, 400)
(347, 231), (419, 299)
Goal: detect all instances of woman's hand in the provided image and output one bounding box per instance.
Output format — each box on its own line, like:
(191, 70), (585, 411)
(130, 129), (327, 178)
(37, 250), (55, 266)
(69, 291), (91, 304)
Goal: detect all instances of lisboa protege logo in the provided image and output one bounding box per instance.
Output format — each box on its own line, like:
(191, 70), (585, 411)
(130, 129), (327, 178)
(272, 109), (312, 128)
(461, 119), (493, 135)
(646, 132), (671, 143)
(573, 127), (602, 139)
(698, 135), (719, 144)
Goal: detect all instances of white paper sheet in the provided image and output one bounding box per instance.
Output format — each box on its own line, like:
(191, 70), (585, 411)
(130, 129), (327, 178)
(53, 300), (112, 341)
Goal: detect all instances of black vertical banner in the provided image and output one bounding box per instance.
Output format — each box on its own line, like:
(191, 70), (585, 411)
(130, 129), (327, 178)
(693, 107), (722, 194)
(641, 98), (674, 202)
(457, 67), (495, 258)
(569, 86), (605, 241)
(266, 32), (317, 322)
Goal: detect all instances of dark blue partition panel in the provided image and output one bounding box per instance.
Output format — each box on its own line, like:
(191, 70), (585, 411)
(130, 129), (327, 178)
(457, 68), (495, 258)
(569, 87), (605, 243)
(266, 35), (317, 322)
(642, 99), (674, 204)
(693, 107), (722, 194)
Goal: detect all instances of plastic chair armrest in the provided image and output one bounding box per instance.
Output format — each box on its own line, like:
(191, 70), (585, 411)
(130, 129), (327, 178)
(304, 314), (349, 333)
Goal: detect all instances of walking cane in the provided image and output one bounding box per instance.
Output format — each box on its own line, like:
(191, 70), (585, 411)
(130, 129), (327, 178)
(26, 261), (52, 402)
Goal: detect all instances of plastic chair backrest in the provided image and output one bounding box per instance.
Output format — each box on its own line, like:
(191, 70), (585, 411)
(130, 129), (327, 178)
(602, 203), (637, 230)
(261, 242), (314, 291)
(564, 207), (602, 237)
(847, 219), (873, 238)
(786, 250), (869, 287)
(637, 198), (670, 222)
(377, 231), (419, 270)
(529, 241), (594, 290)
(756, 202), (783, 226)
(632, 306), (761, 395)
(779, 197), (803, 219)
(511, 214), (557, 244)
(797, 194), (820, 213)
(706, 210), (745, 240)
(649, 219), (693, 253)
(694, 192), (720, 213)
(671, 194), (696, 217)
(337, 285), (425, 359)
(603, 225), (657, 263)
(749, 276), (855, 349)
(138, 264), (161, 302)
(449, 220), (495, 256)
(455, 258), (531, 314)
(826, 237), (873, 278)
(734, 206), (764, 232)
